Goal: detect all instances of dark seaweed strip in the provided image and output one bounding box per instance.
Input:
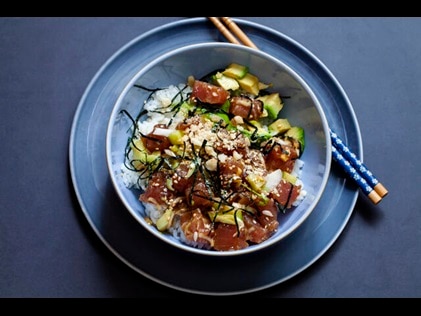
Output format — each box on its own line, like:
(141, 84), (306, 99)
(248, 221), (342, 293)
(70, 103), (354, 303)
(133, 85), (163, 114)
(148, 85), (189, 116)
(261, 138), (275, 155)
(119, 109), (151, 159)
(244, 95), (255, 120)
(188, 139), (219, 205)
(261, 138), (290, 156)
(211, 203), (252, 237)
(135, 164), (156, 188)
(133, 84), (162, 92)
(207, 157), (222, 195)
(243, 119), (260, 142)
(119, 109), (137, 128)
(285, 182), (295, 209)
(134, 109), (149, 124)
(233, 208), (242, 237)
(275, 199), (287, 213)
(186, 139), (201, 206)
(120, 109), (140, 143)
(198, 164), (217, 197)
(142, 160), (162, 183)
(119, 110), (142, 174)
(209, 202), (241, 236)
(239, 182), (269, 207)
(167, 85), (191, 126)
(172, 85), (190, 103)
(119, 109), (168, 187)
(274, 182), (295, 213)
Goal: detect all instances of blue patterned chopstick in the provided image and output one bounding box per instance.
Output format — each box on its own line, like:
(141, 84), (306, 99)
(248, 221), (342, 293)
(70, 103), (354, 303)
(330, 129), (388, 204)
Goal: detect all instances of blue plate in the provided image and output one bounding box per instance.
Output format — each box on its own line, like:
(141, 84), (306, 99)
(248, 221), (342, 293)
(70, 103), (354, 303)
(69, 18), (361, 295)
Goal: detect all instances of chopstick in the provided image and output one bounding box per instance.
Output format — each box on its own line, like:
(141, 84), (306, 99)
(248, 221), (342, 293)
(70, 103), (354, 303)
(208, 17), (388, 205)
(208, 17), (258, 49)
(330, 129), (388, 199)
(331, 138), (383, 204)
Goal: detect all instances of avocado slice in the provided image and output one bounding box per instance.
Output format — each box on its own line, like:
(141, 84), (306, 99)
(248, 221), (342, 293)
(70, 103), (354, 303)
(240, 120), (272, 143)
(268, 118), (291, 135)
(214, 72), (240, 91)
(131, 138), (160, 167)
(222, 63), (249, 79)
(156, 208), (174, 232)
(168, 130), (185, 145)
(178, 101), (196, 116)
(282, 171), (297, 185)
(257, 93), (283, 119)
(284, 126), (305, 153)
(246, 173), (266, 192)
(237, 73), (260, 95)
(208, 208), (244, 226)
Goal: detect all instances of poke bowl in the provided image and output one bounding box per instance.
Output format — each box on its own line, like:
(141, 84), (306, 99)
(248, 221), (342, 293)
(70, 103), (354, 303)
(106, 42), (332, 257)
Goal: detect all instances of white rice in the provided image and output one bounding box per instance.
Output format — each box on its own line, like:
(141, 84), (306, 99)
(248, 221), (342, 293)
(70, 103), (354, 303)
(137, 84), (191, 136)
(291, 158), (307, 206)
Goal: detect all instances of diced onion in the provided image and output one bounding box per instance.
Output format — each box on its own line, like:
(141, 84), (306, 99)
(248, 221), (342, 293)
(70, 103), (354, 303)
(265, 169), (282, 191)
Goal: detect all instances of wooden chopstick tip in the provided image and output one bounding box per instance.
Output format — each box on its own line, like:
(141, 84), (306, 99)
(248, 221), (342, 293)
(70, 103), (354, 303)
(220, 17), (258, 49)
(368, 190), (382, 205)
(208, 17), (241, 45)
(374, 183), (388, 198)
(208, 17), (258, 49)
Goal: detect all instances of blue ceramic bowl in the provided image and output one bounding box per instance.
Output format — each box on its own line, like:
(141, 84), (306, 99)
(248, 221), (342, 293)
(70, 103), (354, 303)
(106, 42), (331, 256)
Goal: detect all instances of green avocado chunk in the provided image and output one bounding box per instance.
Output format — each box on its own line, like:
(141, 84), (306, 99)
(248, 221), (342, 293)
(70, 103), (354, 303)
(284, 126), (305, 153)
(268, 118), (291, 135)
(214, 72), (240, 91)
(257, 93), (283, 119)
(222, 63), (249, 79)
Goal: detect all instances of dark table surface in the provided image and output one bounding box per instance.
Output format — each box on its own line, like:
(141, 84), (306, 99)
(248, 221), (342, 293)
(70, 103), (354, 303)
(1, 17), (420, 298)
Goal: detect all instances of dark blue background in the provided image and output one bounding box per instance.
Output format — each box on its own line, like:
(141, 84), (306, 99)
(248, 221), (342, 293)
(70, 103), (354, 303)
(0, 17), (419, 298)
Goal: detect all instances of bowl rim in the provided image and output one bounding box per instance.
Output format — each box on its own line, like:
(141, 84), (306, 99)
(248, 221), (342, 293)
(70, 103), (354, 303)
(105, 41), (332, 257)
